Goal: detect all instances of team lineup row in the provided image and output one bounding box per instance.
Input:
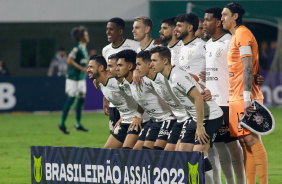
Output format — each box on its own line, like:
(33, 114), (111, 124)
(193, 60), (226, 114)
(58, 2), (268, 184)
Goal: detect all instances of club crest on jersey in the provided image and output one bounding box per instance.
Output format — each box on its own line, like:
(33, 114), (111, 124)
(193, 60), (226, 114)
(216, 48), (223, 58)
(186, 51), (194, 60)
(253, 113), (263, 125)
(110, 92), (120, 100)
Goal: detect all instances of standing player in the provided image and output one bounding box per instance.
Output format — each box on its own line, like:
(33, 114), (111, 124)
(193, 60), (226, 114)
(58, 26), (89, 134)
(136, 50), (190, 151)
(195, 18), (205, 39)
(202, 7), (245, 184)
(132, 16), (155, 53)
(221, 3), (267, 183)
(87, 55), (143, 149)
(115, 49), (176, 150)
(102, 17), (139, 131)
(174, 13), (206, 80)
(150, 46), (223, 183)
(159, 17), (183, 67)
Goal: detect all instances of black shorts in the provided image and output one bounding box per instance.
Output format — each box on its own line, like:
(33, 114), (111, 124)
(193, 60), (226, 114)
(145, 119), (176, 142)
(109, 107), (121, 128)
(127, 122), (147, 135)
(214, 106), (238, 143)
(181, 116), (223, 147)
(167, 120), (186, 144)
(138, 120), (153, 141)
(110, 123), (130, 143)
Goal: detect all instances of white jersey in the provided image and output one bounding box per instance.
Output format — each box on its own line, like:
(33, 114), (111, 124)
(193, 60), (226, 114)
(102, 38), (139, 107)
(136, 39), (156, 53)
(168, 40), (183, 67)
(178, 37), (206, 78)
(102, 39), (139, 61)
(205, 34), (231, 106)
(168, 66), (223, 121)
(151, 73), (190, 122)
(99, 78), (141, 124)
(121, 76), (175, 122)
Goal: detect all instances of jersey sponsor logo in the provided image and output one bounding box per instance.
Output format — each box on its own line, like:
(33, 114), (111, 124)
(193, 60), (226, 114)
(215, 48), (223, 58)
(146, 109), (156, 114)
(206, 68), (218, 72)
(123, 44), (131, 48)
(218, 125), (229, 135)
(206, 77), (218, 81)
(177, 82), (187, 91)
(119, 108), (129, 113)
(185, 106), (192, 110)
(142, 102), (149, 107)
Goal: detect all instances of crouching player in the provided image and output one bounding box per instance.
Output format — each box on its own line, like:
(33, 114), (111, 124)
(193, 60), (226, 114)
(150, 46), (223, 183)
(87, 54), (144, 149)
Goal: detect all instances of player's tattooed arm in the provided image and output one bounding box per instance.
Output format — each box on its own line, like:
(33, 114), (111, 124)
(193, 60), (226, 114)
(137, 104), (144, 114)
(241, 56), (253, 92)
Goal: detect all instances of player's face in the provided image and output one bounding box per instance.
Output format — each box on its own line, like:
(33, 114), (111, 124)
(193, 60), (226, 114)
(132, 20), (146, 41)
(159, 23), (173, 43)
(136, 58), (150, 77)
(175, 22), (189, 40)
(87, 60), (99, 79)
(82, 31), (90, 43)
(106, 58), (118, 78)
(221, 8), (235, 30)
(116, 58), (129, 78)
(195, 21), (204, 38)
(150, 53), (164, 73)
(203, 13), (217, 36)
(106, 22), (121, 43)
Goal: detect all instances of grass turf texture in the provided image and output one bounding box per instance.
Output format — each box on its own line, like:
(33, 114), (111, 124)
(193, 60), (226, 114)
(0, 108), (281, 184)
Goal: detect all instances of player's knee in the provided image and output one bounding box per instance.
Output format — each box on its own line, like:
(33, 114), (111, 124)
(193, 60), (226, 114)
(153, 146), (164, 150)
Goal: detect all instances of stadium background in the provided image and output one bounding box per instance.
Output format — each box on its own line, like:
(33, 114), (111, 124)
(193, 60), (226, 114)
(0, 0), (281, 183)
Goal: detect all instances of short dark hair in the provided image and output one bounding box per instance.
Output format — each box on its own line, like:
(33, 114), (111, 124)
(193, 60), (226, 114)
(225, 2), (245, 26)
(149, 46), (171, 64)
(199, 18), (204, 23)
(161, 17), (176, 28)
(89, 55), (107, 71)
(134, 16), (153, 33)
(175, 13), (199, 32)
(108, 17), (125, 30)
(205, 7), (223, 21)
(116, 49), (137, 70)
(108, 53), (118, 61)
(136, 50), (151, 63)
(71, 26), (87, 42)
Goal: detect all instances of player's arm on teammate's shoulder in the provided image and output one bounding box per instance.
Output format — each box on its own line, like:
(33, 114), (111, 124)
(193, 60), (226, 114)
(241, 56), (256, 115)
(188, 87), (209, 145)
(103, 96), (110, 116)
(254, 73), (264, 85)
(66, 56), (87, 73)
(133, 69), (144, 86)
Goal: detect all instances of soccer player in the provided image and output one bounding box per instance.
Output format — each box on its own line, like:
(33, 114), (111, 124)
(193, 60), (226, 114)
(115, 49), (176, 150)
(132, 16), (155, 53)
(150, 46), (223, 183)
(136, 50), (191, 151)
(102, 17), (139, 131)
(195, 18), (205, 39)
(202, 7), (245, 184)
(159, 17), (183, 67)
(58, 26), (89, 134)
(174, 13), (206, 80)
(221, 3), (267, 183)
(87, 54), (143, 149)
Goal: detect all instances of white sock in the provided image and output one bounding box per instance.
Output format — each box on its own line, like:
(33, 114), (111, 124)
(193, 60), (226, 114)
(214, 142), (235, 184)
(207, 147), (221, 184)
(226, 140), (246, 184)
(205, 170), (214, 184)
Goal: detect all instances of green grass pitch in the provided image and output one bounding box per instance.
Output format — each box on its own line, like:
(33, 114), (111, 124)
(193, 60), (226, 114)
(0, 108), (281, 183)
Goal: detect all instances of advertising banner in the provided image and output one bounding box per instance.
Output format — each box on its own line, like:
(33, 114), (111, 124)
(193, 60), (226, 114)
(31, 146), (205, 184)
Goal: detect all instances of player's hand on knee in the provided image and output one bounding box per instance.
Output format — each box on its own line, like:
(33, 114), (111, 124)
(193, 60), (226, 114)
(128, 116), (143, 131)
(133, 70), (144, 86)
(195, 125), (210, 145)
(113, 118), (122, 131)
(254, 74), (264, 85)
(199, 71), (206, 82)
(244, 101), (256, 116)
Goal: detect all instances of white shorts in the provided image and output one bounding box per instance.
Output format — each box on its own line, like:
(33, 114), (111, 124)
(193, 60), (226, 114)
(65, 79), (86, 97)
